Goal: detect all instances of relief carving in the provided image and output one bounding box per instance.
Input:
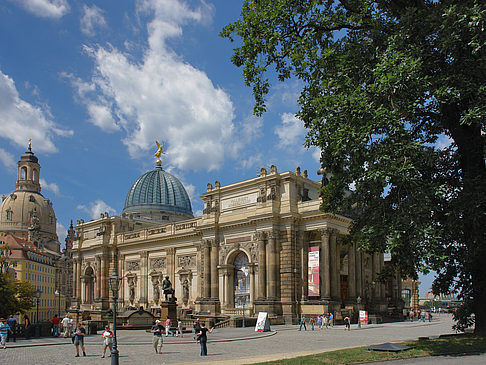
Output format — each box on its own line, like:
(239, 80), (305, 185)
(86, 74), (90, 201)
(177, 254), (196, 268)
(126, 261), (140, 271)
(151, 257), (166, 269)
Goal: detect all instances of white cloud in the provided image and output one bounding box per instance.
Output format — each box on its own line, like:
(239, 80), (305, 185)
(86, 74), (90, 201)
(80, 5), (107, 36)
(73, 0), (234, 171)
(240, 153), (263, 170)
(14, 0), (69, 19)
(312, 147), (321, 163)
(40, 178), (60, 196)
(0, 70), (73, 153)
(56, 221), (67, 246)
(275, 113), (306, 148)
(77, 199), (117, 220)
(0, 148), (17, 171)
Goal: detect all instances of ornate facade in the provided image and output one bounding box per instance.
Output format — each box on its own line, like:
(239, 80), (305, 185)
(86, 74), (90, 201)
(72, 159), (402, 324)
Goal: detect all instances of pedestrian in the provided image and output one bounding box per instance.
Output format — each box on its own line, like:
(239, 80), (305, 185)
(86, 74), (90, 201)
(329, 312), (334, 327)
(421, 311), (426, 322)
(309, 316), (316, 330)
(23, 314), (31, 339)
(299, 314), (307, 331)
(175, 318), (183, 337)
(101, 325), (113, 358)
(61, 314), (71, 338)
(409, 310), (414, 322)
(428, 312), (432, 322)
(50, 314), (60, 337)
(324, 313), (329, 329)
(73, 322), (86, 357)
(196, 322), (213, 356)
(193, 319), (201, 341)
(317, 315), (322, 329)
(150, 320), (164, 354)
(344, 316), (351, 331)
(6, 315), (17, 342)
(0, 318), (12, 349)
(165, 317), (173, 336)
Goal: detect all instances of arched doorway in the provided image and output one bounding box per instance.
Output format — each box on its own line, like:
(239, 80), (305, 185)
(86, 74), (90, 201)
(83, 266), (95, 304)
(234, 251), (250, 308)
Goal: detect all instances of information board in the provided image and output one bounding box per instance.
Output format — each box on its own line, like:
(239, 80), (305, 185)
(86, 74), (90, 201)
(255, 312), (271, 332)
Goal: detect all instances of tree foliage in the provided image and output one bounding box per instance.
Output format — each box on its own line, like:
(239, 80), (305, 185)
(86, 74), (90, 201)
(0, 272), (35, 318)
(222, 0), (486, 334)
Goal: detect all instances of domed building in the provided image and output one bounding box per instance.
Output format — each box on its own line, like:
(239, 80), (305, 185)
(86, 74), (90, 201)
(122, 164), (193, 223)
(71, 143), (397, 326)
(0, 143), (59, 253)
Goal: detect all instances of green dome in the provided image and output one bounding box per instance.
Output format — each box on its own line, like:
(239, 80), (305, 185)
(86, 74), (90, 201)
(123, 166), (193, 218)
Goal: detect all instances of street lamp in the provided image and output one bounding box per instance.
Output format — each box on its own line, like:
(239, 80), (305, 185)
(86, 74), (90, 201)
(356, 296), (362, 328)
(55, 290), (61, 317)
(35, 288), (42, 337)
(108, 269), (122, 365)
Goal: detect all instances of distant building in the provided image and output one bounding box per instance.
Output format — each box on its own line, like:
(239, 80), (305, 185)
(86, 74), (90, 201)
(71, 147), (396, 324)
(0, 144), (73, 311)
(0, 234), (64, 320)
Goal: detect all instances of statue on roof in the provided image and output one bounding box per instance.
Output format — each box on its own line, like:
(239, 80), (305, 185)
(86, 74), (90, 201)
(154, 141), (165, 166)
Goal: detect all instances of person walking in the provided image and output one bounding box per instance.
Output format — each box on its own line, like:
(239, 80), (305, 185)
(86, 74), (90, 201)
(309, 316), (316, 331)
(299, 315), (307, 331)
(50, 314), (60, 337)
(6, 315), (17, 342)
(193, 319), (201, 341)
(344, 316), (351, 331)
(329, 312), (334, 327)
(73, 322), (86, 357)
(150, 320), (164, 354)
(101, 325), (113, 358)
(61, 314), (71, 338)
(324, 313), (329, 329)
(0, 318), (12, 349)
(165, 317), (174, 336)
(317, 315), (322, 329)
(23, 314), (31, 339)
(175, 318), (183, 337)
(196, 322), (213, 356)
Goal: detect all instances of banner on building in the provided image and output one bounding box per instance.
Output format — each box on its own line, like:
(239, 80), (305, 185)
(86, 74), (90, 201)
(255, 312), (271, 332)
(359, 310), (368, 325)
(308, 246), (320, 297)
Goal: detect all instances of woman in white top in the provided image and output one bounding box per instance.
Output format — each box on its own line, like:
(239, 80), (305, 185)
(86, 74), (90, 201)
(101, 325), (113, 358)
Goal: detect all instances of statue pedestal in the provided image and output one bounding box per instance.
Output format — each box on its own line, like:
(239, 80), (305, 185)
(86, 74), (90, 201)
(159, 301), (178, 321)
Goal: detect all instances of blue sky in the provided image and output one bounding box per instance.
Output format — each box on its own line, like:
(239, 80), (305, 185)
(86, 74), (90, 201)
(0, 0), (434, 296)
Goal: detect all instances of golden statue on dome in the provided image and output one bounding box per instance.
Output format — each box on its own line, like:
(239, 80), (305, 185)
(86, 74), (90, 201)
(154, 141), (165, 166)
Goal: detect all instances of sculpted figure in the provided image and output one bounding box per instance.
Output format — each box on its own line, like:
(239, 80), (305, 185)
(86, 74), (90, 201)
(153, 278), (160, 303)
(182, 279), (189, 302)
(128, 277), (136, 305)
(162, 276), (175, 302)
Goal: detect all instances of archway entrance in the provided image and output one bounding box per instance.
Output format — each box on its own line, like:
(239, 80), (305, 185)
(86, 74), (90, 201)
(83, 266), (95, 304)
(234, 251), (250, 308)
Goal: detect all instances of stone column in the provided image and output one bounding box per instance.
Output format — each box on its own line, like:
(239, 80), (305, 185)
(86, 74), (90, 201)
(348, 243), (356, 300)
(224, 268), (232, 307)
(100, 253), (106, 299)
(210, 240), (219, 298)
(96, 255), (101, 299)
(119, 254), (125, 304)
(203, 239), (211, 298)
(319, 229), (331, 300)
(166, 247), (176, 284)
(140, 251), (148, 306)
(256, 232), (266, 299)
(267, 231), (277, 298)
(335, 235), (341, 301)
(73, 258), (78, 300)
(248, 263), (256, 308)
(330, 230), (340, 300)
(76, 257), (82, 301)
(301, 234), (308, 301)
(356, 249), (363, 298)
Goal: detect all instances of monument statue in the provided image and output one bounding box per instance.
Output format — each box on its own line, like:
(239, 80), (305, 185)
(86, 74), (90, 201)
(162, 275), (175, 302)
(182, 278), (189, 303)
(128, 277), (136, 305)
(152, 277), (160, 303)
(154, 141), (165, 166)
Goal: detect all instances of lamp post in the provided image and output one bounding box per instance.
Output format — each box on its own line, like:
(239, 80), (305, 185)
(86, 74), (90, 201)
(35, 288), (42, 337)
(357, 296), (362, 328)
(108, 269), (121, 365)
(55, 290), (61, 317)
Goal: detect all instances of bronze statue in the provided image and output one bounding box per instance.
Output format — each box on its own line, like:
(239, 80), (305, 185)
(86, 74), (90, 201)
(162, 276), (175, 302)
(154, 141), (165, 166)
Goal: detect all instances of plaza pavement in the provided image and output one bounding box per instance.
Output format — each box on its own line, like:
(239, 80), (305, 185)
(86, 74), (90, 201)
(0, 314), (476, 365)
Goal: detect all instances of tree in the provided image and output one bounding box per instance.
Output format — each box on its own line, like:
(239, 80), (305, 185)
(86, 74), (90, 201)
(222, 0), (486, 334)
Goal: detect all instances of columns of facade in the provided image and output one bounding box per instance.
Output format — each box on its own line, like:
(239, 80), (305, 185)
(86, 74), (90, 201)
(95, 255), (101, 299)
(335, 234), (341, 300)
(119, 254), (125, 304)
(301, 233), (308, 301)
(140, 251), (149, 305)
(210, 241), (219, 298)
(100, 253), (106, 299)
(203, 239), (211, 298)
(267, 231), (277, 298)
(330, 230), (340, 300)
(73, 258), (78, 300)
(223, 267), (233, 307)
(348, 243), (356, 300)
(248, 263), (256, 307)
(319, 229), (331, 300)
(256, 232), (266, 299)
(356, 249), (363, 298)
(166, 247), (176, 284)
(76, 257), (82, 301)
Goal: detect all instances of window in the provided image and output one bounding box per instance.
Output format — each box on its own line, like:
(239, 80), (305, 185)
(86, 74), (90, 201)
(6, 210), (12, 221)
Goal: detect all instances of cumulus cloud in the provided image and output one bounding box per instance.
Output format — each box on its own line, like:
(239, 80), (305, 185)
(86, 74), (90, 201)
(312, 147), (321, 163)
(77, 199), (117, 220)
(0, 148), (16, 171)
(56, 221), (67, 246)
(40, 178), (61, 196)
(13, 0), (69, 19)
(72, 0), (234, 171)
(80, 4), (107, 36)
(275, 113), (306, 148)
(0, 70), (73, 153)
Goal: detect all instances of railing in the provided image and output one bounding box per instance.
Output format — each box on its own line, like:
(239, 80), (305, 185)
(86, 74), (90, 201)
(214, 318), (232, 328)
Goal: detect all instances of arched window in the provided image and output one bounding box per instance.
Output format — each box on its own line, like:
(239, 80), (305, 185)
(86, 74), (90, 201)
(21, 167), (27, 180)
(6, 209), (12, 221)
(234, 251), (250, 308)
(33, 168), (38, 182)
(401, 289), (411, 307)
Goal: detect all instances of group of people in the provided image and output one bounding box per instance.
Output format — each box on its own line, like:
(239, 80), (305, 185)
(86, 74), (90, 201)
(407, 310), (433, 322)
(150, 317), (214, 356)
(299, 313), (336, 331)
